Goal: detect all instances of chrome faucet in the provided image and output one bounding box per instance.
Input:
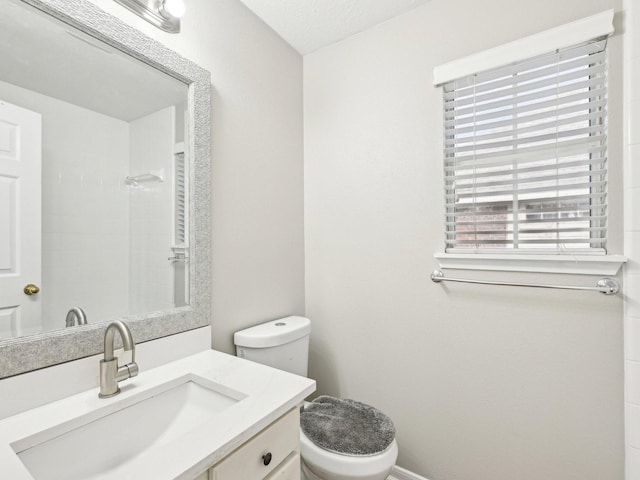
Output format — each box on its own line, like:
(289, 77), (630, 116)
(98, 321), (139, 398)
(65, 307), (87, 327)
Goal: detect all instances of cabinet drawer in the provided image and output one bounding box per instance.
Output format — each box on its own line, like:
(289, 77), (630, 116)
(263, 452), (300, 480)
(211, 408), (299, 480)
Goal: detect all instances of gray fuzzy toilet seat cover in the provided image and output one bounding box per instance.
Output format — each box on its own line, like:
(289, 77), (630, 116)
(300, 396), (396, 456)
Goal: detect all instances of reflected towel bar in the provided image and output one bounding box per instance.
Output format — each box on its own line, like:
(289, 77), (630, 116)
(430, 270), (619, 295)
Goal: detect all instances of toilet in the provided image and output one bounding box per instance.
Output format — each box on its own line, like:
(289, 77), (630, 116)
(234, 316), (398, 480)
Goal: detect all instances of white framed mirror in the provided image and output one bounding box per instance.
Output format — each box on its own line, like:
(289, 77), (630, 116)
(0, 0), (211, 378)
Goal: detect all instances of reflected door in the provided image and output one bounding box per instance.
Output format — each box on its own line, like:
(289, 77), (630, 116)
(0, 100), (41, 338)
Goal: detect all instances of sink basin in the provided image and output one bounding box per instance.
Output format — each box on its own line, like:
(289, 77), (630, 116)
(12, 374), (247, 480)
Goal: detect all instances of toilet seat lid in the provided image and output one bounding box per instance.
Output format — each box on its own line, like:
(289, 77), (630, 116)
(300, 396), (396, 456)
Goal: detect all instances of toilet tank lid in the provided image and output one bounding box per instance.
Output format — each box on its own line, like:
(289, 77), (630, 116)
(234, 316), (311, 348)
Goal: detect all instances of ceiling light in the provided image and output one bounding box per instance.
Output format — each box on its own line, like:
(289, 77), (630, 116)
(113, 0), (185, 34)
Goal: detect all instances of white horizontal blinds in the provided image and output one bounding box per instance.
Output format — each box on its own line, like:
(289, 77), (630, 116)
(443, 39), (608, 252)
(175, 152), (186, 245)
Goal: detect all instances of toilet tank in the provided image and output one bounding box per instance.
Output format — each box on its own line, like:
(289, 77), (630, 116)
(234, 316), (311, 377)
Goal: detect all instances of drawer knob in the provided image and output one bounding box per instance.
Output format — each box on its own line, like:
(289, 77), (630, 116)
(262, 452), (272, 466)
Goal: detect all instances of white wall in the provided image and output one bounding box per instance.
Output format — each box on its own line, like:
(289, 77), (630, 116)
(128, 106), (176, 315)
(624, 0), (640, 476)
(304, 1), (624, 479)
(86, 0), (306, 351)
(0, 80), (130, 333)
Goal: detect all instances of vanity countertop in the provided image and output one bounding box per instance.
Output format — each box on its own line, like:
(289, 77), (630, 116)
(0, 349), (316, 479)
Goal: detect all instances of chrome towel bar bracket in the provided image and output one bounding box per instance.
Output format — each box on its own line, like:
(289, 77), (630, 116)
(430, 270), (619, 295)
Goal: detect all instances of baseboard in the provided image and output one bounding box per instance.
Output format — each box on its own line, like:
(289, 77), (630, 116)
(390, 465), (430, 480)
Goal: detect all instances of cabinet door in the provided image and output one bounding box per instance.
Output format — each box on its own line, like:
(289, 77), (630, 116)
(193, 473), (208, 480)
(211, 408), (299, 480)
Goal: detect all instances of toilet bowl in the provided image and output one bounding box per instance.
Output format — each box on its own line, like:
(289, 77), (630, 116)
(234, 316), (398, 480)
(300, 428), (398, 480)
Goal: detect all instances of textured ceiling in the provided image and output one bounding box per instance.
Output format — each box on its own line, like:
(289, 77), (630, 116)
(237, 0), (431, 55)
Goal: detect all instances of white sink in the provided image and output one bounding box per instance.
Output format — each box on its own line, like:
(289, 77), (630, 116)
(11, 374), (247, 480)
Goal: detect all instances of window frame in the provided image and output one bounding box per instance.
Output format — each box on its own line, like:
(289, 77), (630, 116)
(432, 10), (625, 275)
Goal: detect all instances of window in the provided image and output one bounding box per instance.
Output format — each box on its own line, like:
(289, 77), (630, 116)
(442, 39), (608, 254)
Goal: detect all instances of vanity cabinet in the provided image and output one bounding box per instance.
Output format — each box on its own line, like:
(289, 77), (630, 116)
(202, 408), (300, 480)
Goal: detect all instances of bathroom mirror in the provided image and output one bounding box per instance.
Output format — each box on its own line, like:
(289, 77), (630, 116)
(0, 0), (211, 378)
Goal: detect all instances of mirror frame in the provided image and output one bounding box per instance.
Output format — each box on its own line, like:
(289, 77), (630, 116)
(0, 0), (211, 378)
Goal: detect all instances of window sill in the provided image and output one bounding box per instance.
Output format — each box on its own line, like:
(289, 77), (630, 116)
(434, 252), (626, 275)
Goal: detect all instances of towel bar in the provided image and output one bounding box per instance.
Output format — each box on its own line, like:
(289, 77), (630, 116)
(430, 269), (619, 295)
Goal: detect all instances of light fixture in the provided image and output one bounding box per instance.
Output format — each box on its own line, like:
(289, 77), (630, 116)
(159, 0), (186, 19)
(113, 0), (185, 34)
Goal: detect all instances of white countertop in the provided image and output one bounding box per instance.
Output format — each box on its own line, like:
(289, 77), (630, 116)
(0, 349), (316, 480)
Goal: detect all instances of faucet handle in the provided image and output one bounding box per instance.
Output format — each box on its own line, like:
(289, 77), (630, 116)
(124, 362), (139, 378)
(103, 361), (139, 398)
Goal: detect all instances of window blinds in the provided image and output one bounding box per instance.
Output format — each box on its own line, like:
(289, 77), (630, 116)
(175, 152), (187, 246)
(443, 40), (608, 252)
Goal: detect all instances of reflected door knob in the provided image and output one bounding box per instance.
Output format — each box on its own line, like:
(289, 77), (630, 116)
(24, 284), (40, 296)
